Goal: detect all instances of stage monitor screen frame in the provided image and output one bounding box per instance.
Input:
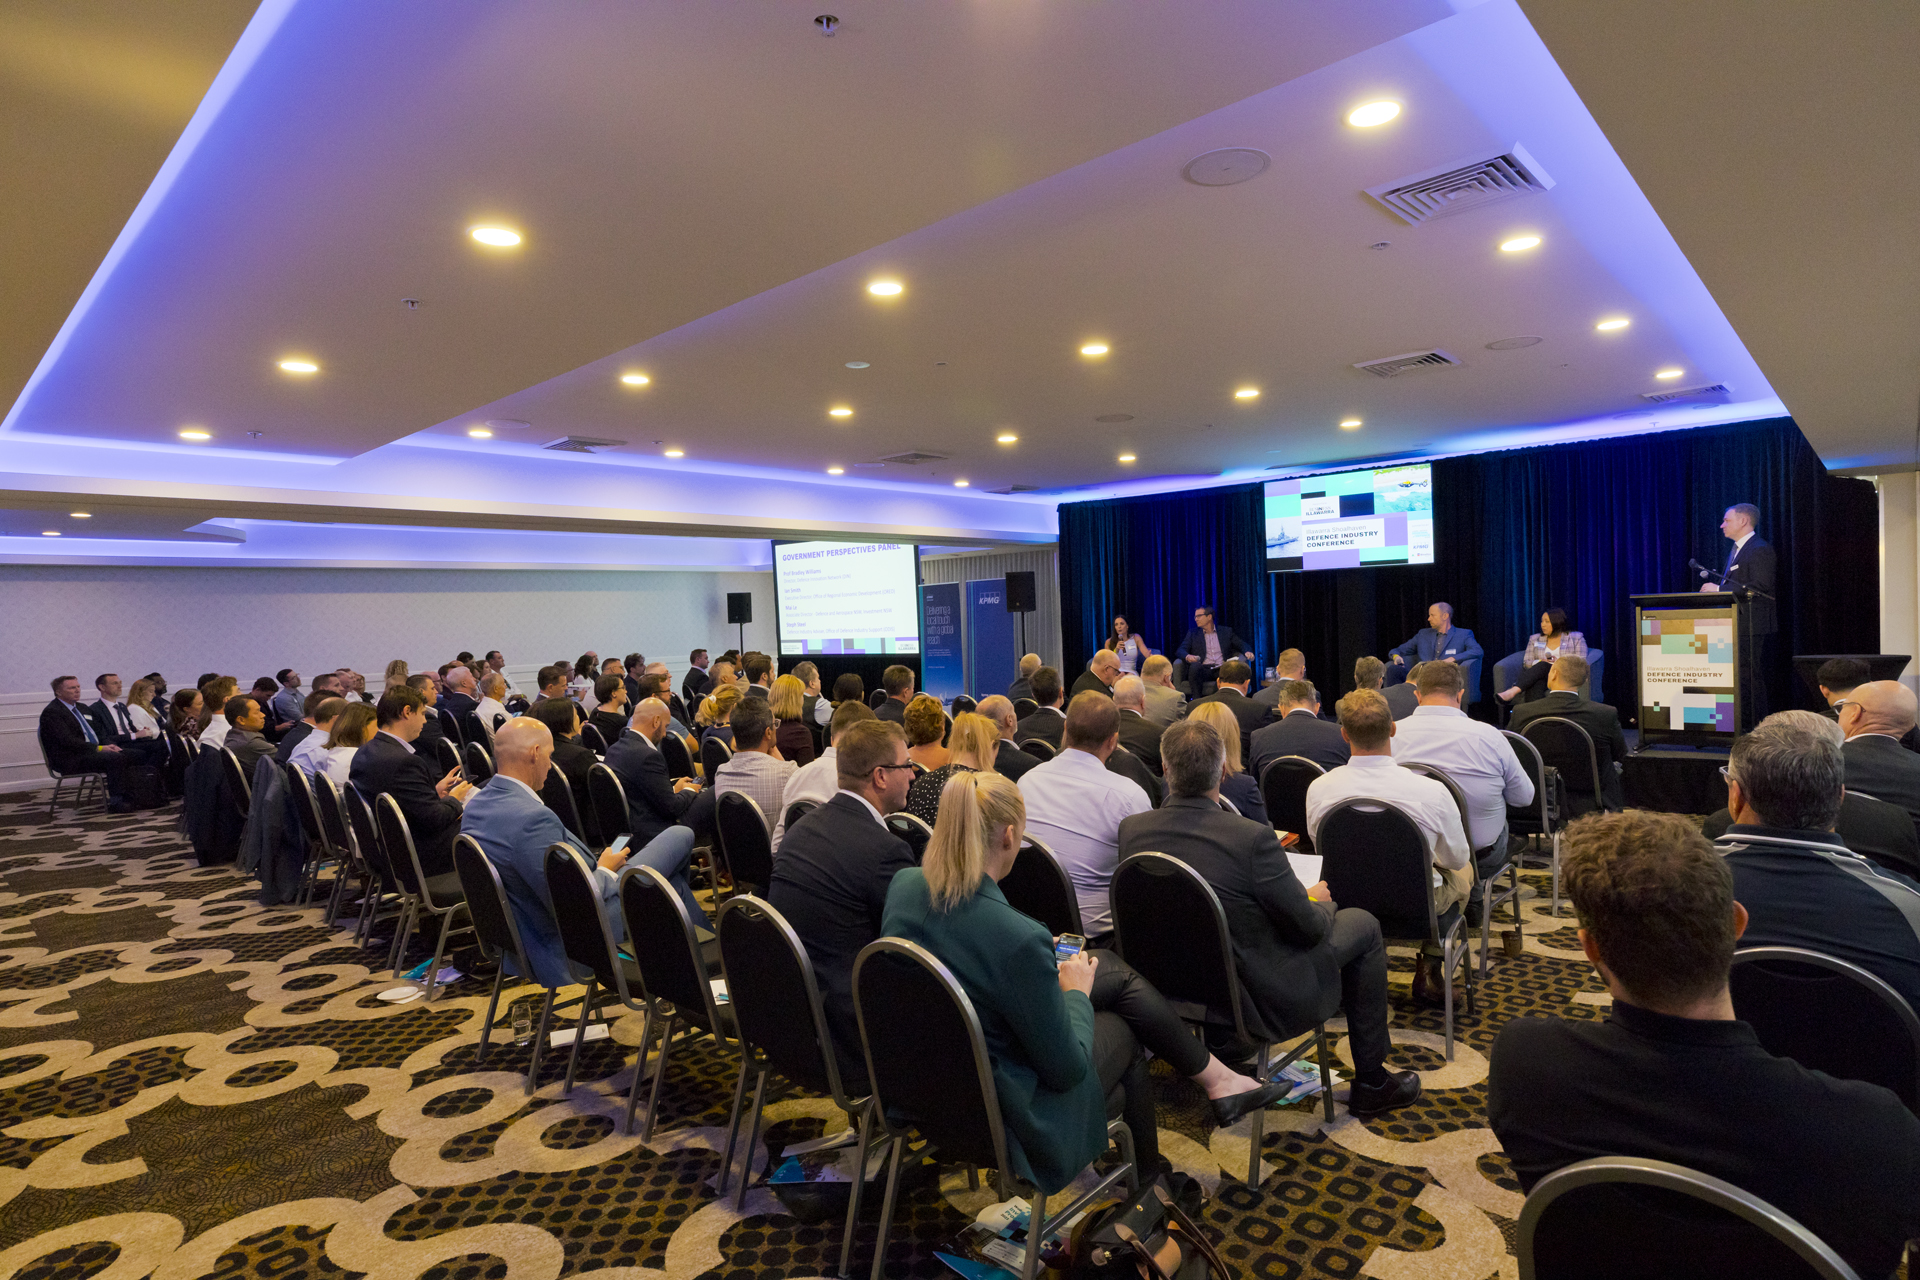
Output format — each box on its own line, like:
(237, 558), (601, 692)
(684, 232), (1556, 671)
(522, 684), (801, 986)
(771, 539), (924, 658)
(1264, 463), (1434, 573)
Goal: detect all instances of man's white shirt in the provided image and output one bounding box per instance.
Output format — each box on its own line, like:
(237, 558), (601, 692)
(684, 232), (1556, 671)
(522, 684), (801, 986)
(1017, 748), (1150, 936)
(1389, 705), (1533, 849)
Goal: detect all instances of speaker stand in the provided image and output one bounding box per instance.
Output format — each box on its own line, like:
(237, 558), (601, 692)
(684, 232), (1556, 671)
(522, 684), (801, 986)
(737, 621), (745, 656)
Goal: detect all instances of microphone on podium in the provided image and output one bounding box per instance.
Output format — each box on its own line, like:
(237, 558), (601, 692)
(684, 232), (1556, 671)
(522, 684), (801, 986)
(1687, 558), (1711, 580)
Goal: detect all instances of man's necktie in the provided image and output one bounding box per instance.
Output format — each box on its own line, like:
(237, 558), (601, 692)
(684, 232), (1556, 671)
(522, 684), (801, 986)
(72, 705), (98, 746)
(115, 704), (134, 736)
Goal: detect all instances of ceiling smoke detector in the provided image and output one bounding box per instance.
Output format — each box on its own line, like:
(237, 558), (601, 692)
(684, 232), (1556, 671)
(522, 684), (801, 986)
(543, 435), (627, 454)
(1353, 350), (1462, 378)
(814, 14), (838, 35)
(1366, 144), (1555, 225)
(1182, 148), (1271, 187)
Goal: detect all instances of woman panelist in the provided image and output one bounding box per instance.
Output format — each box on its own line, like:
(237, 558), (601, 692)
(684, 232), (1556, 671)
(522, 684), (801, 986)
(1498, 607), (1587, 704)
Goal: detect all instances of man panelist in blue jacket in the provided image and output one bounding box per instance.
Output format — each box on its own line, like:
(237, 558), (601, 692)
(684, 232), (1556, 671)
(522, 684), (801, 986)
(1386, 602), (1482, 689)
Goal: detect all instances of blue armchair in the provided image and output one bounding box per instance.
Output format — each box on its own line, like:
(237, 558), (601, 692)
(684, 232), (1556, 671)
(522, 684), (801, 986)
(1492, 649), (1606, 704)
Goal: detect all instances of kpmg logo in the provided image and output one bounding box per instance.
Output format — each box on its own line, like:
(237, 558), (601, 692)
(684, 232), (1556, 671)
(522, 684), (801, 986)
(979, 594), (1001, 605)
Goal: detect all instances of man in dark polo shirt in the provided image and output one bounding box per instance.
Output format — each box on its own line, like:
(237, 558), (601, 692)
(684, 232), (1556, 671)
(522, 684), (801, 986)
(1488, 809), (1920, 1279)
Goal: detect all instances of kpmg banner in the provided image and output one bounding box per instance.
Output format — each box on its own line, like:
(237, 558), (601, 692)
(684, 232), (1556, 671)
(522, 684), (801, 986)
(920, 583), (965, 702)
(967, 578), (1018, 699)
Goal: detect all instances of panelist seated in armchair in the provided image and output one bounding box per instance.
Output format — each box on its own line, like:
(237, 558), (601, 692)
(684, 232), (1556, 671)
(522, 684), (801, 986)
(1176, 606), (1254, 697)
(1385, 602), (1482, 699)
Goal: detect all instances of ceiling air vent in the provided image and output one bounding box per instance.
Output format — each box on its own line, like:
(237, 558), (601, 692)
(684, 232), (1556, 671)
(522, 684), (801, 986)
(987, 484), (1042, 495)
(1642, 382), (1730, 404)
(876, 450), (949, 466)
(1366, 144), (1554, 226)
(1354, 349), (1462, 378)
(542, 436), (627, 453)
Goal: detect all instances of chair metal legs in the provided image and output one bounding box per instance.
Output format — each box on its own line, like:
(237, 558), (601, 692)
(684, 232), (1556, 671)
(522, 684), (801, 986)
(717, 1055), (755, 1196)
(867, 1136), (908, 1280)
(527, 988), (558, 1096)
(1248, 1041), (1269, 1186)
(1551, 830), (1565, 917)
(731, 1065), (771, 1210)
(563, 977), (600, 1094)
(420, 903), (470, 1001)
(476, 968), (507, 1065)
(837, 1101), (876, 1280)
(642, 1013), (679, 1141)
(1438, 923), (1475, 1060)
(1476, 859), (1525, 980)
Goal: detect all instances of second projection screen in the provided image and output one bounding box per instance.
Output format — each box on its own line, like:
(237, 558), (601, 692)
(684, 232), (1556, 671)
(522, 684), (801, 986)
(1265, 464), (1434, 572)
(773, 540), (921, 656)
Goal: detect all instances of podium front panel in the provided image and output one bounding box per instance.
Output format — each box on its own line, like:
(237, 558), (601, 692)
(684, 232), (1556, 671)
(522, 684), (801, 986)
(1634, 597), (1740, 746)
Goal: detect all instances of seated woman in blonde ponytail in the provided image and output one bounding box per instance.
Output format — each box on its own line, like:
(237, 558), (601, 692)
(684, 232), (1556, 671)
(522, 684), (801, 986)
(881, 771), (1289, 1192)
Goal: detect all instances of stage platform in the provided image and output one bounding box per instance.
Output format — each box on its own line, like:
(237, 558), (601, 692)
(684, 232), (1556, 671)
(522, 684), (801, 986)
(1622, 736), (1730, 815)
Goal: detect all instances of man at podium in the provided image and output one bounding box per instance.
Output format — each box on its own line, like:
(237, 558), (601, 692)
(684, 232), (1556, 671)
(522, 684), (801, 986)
(1701, 503), (1777, 723)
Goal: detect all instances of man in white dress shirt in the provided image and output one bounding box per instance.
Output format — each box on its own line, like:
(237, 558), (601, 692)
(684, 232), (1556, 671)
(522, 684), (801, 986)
(1388, 660), (1534, 856)
(771, 700), (875, 848)
(1017, 691), (1152, 941)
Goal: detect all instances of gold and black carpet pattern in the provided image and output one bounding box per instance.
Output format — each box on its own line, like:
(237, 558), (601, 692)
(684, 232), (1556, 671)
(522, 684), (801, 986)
(0, 792), (1612, 1280)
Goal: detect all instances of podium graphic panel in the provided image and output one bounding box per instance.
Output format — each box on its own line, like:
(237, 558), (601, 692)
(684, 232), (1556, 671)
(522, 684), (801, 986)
(1636, 600), (1739, 744)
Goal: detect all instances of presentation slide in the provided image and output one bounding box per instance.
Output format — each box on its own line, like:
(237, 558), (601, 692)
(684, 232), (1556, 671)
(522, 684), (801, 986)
(1264, 464), (1434, 572)
(773, 540), (922, 656)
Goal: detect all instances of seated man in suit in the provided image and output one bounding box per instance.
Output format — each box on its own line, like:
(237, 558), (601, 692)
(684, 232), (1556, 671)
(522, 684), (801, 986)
(1252, 647), (1308, 712)
(1111, 676), (1164, 774)
(1177, 605), (1254, 697)
(440, 665), (480, 726)
(682, 649), (710, 708)
(404, 674), (453, 761)
(222, 695), (276, 775)
(1069, 648), (1121, 700)
(1385, 602), (1481, 689)
(1354, 655), (1418, 721)
(1186, 660), (1271, 767)
(1489, 808), (1920, 1280)
(1839, 681), (1920, 828)
(1013, 666), (1067, 749)
(771, 699), (875, 849)
(41, 674), (142, 810)
(1249, 679), (1349, 778)
(1138, 654), (1187, 728)
(874, 664), (915, 725)
(1507, 654), (1627, 810)
(976, 695), (1037, 780)
(1006, 652), (1041, 704)
(605, 696), (706, 848)
(741, 651), (774, 700)
(274, 690), (332, 765)
(1119, 719), (1420, 1117)
(349, 685), (474, 875)
(86, 673), (166, 764)
(768, 719), (917, 1088)
(286, 697), (345, 777)
(1717, 710), (1920, 1012)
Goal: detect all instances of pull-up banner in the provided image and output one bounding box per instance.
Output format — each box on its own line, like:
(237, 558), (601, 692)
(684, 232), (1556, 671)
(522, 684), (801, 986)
(967, 578), (1018, 700)
(920, 583), (965, 703)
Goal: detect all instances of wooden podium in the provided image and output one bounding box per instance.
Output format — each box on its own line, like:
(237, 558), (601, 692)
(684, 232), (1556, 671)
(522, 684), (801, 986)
(1631, 592), (1746, 746)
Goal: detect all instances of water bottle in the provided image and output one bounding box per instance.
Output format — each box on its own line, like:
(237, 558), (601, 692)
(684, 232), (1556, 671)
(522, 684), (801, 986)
(513, 1002), (532, 1047)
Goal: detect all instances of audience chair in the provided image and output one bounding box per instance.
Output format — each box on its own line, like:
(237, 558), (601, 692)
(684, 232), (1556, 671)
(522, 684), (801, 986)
(1842, 789), (1920, 878)
(453, 835), (560, 1094)
(659, 732), (696, 781)
(314, 772), (390, 945)
(437, 706), (464, 748)
(544, 844), (650, 1098)
(432, 736), (461, 776)
(868, 690), (889, 710)
(163, 728), (191, 798)
(1730, 946), (1920, 1114)
(884, 811), (933, 863)
(473, 712), (498, 751)
(618, 864), (740, 1140)
(714, 791), (775, 897)
(1012, 697), (1039, 721)
(374, 793), (470, 999)
(1106, 746), (1163, 806)
(218, 747), (252, 821)
(541, 764), (588, 842)
(783, 799), (818, 832)
(587, 763), (631, 842)
(1521, 717), (1606, 821)
(1019, 739), (1056, 763)
(950, 695), (978, 717)
(282, 764), (342, 914)
(715, 895), (878, 1265)
(343, 786), (411, 974)
(1502, 730), (1566, 918)
(1113, 852), (1335, 1180)
(1258, 755), (1325, 849)
(853, 937), (1137, 1280)
(462, 741), (494, 785)
(700, 735), (733, 782)
(1401, 761), (1523, 980)
(580, 722), (610, 755)
(1516, 1155), (1860, 1280)
(1317, 796), (1473, 1058)
(996, 836), (1082, 937)
(35, 731), (107, 818)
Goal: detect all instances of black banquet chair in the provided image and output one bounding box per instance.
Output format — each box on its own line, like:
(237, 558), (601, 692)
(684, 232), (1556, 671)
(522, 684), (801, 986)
(374, 793), (470, 1000)
(783, 798), (819, 833)
(618, 864), (739, 1140)
(540, 764), (588, 842)
(544, 844), (647, 1097)
(452, 835), (560, 1094)
(700, 735), (733, 782)
(714, 791), (774, 897)
(1012, 697), (1039, 721)
(462, 741), (494, 785)
(659, 732), (696, 781)
(949, 695), (977, 717)
(1729, 946), (1920, 1114)
(432, 736), (461, 776)
(1521, 716), (1607, 822)
(580, 722), (610, 755)
(995, 836), (1081, 938)
(1400, 760), (1523, 981)
(1502, 729), (1566, 917)
(1258, 755), (1324, 847)
(884, 811), (933, 863)
(587, 763), (632, 842)
(1019, 739), (1056, 763)
(217, 747), (252, 821)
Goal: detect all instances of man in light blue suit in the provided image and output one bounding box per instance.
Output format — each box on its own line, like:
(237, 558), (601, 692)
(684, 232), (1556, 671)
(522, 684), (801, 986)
(460, 717), (703, 987)
(1386, 602), (1483, 692)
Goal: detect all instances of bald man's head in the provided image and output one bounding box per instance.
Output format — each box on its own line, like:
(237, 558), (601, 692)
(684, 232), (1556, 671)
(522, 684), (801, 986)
(1112, 675), (1145, 711)
(977, 694), (1017, 735)
(1846, 680), (1919, 738)
(492, 716), (555, 784)
(631, 696), (669, 740)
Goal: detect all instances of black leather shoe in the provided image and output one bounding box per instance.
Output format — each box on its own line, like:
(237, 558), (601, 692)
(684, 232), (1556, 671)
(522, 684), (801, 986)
(1209, 1076), (1295, 1127)
(1347, 1069), (1421, 1118)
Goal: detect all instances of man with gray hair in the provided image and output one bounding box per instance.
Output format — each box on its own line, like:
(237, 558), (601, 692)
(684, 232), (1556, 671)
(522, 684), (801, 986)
(976, 694), (1037, 780)
(1717, 708), (1920, 1011)
(1249, 678), (1350, 777)
(1007, 652), (1042, 704)
(1138, 653), (1187, 728)
(1111, 674), (1164, 774)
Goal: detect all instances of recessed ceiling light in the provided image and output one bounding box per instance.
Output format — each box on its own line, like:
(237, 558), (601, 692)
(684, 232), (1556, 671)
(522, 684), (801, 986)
(663, 449), (684, 458)
(467, 428), (493, 438)
(1655, 368), (1685, 379)
(70, 511), (91, 518)
(620, 373), (650, 386)
(845, 361), (871, 369)
(1080, 343), (1109, 357)
(867, 280), (903, 296)
(277, 359), (318, 374)
(1235, 387), (1260, 400)
(1596, 318), (1630, 331)
(1118, 453), (1137, 463)
(829, 406), (853, 417)
(996, 433), (1018, 444)
(42, 530), (62, 537)
(1499, 235), (1542, 252)
(954, 479), (969, 488)
(470, 226), (521, 246)
(1347, 100), (1401, 127)
(1340, 418), (1363, 429)
(178, 429), (211, 441)
(826, 466), (845, 475)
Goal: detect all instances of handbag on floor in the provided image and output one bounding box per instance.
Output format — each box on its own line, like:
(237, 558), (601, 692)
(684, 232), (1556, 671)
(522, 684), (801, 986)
(120, 764), (169, 811)
(1056, 1175), (1228, 1280)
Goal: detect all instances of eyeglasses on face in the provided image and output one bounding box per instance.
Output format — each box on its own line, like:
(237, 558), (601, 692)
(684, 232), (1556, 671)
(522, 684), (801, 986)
(875, 761), (916, 775)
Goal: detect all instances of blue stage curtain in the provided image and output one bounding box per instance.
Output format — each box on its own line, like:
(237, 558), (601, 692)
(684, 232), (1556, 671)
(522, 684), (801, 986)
(1059, 417), (1877, 715)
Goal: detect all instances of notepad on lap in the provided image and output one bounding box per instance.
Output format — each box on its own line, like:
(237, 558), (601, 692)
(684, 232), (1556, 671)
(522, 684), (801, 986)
(1287, 852), (1323, 885)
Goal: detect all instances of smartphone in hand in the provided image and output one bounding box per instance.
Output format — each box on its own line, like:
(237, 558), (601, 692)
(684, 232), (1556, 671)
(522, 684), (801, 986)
(1053, 933), (1086, 964)
(609, 835), (632, 856)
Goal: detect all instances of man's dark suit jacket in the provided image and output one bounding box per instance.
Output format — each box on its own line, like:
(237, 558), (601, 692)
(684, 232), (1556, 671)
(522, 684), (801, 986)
(1509, 691), (1629, 809)
(86, 699), (139, 747)
(768, 792), (916, 1087)
(1007, 676), (1034, 704)
(40, 698), (111, 775)
(1069, 670), (1112, 700)
(1117, 796), (1341, 1038)
(1185, 687), (1270, 766)
(1177, 626), (1253, 670)
(274, 720), (315, 765)
(1702, 797), (1920, 881)
(875, 697), (908, 725)
(414, 710), (450, 762)
(1842, 734), (1920, 823)
(604, 728), (695, 846)
(1382, 683), (1419, 720)
(994, 738), (1039, 780)
(1722, 534), (1778, 634)
(349, 731), (463, 874)
(1249, 708), (1350, 779)
(1116, 708), (1164, 774)
(1015, 707), (1066, 749)
(440, 691), (479, 724)
(681, 667), (707, 707)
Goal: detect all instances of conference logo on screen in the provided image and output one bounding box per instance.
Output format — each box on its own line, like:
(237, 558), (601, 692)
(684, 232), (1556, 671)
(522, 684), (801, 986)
(1264, 464), (1434, 573)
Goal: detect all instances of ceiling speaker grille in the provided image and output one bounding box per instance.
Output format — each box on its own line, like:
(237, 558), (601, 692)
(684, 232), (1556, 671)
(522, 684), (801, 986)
(1354, 350), (1461, 378)
(1641, 382), (1730, 403)
(542, 436), (627, 453)
(1367, 144), (1554, 226)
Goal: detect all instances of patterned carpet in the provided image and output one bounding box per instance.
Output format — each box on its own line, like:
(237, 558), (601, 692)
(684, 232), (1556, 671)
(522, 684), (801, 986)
(0, 788), (1617, 1280)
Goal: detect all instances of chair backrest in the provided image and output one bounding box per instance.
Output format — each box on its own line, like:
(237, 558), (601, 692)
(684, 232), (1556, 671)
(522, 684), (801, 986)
(1012, 697), (1039, 720)
(1020, 738), (1056, 762)
(1314, 797), (1437, 939)
(1400, 761), (1472, 836)
(462, 741), (495, 784)
(784, 798), (818, 832)
(541, 764), (587, 840)
(852, 937), (1007, 1169)
(715, 791), (775, 889)
(1105, 745), (1162, 807)
(700, 735), (733, 780)
(659, 732), (695, 780)
(1112, 852), (1251, 1040)
(618, 864), (726, 1032)
(997, 836), (1082, 936)
(218, 747), (251, 817)
(311, 772), (355, 865)
(543, 843), (624, 995)
(432, 736), (461, 775)
(437, 706), (464, 748)
(950, 695), (978, 717)
(283, 763), (325, 845)
(1502, 729), (1554, 837)
(1258, 755), (1324, 843)
(1517, 1155), (1861, 1280)
(587, 763), (632, 839)
(884, 811), (933, 863)
(453, 835), (536, 981)
(1522, 717), (1603, 806)
(373, 792), (430, 899)
(717, 894), (855, 1104)
(1730, 946), (1920, 1113)
(580, 722), (609, 755)
(473, 713), (497, 749)
(343, 784), (399, 887)
(868, 689), (889, 709)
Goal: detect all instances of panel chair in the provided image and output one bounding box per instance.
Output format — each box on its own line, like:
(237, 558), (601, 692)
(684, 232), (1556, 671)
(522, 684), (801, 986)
(1113, 852), (1335, 1183)
(659, 732), (696, 781)
(452, 834), (561, 1093)
(996, 836), (1081, 937)
(36, 731), (107, 818)
(1730, 946), (1920, 1114)
(883, 811), (933, 864)
(1018, 738), (1056, 763)
(1316, 797), (1473, 1058)
(217, 747), (252, 821)
(1521, 717), (1606, 822)
(1502, 729), (1566, 918)
(1258, 755), (1325, 848)
(541, 764), (588, 842)
(714, 792), (775, 898)
(343, 786), (411, 973)
(853, 937), (1137, 1280)
(373, 794), (470, 1000)
(618, 864), (741, 1140)
(1517, 1155), (1861, 1280)
(461, 741), (495, 785)
(1401, 761), (1523, 980)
